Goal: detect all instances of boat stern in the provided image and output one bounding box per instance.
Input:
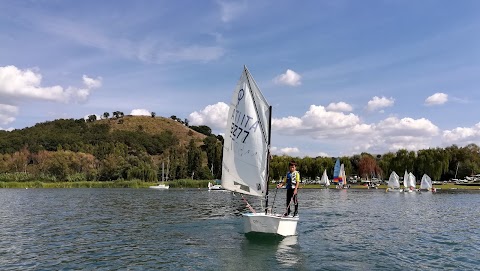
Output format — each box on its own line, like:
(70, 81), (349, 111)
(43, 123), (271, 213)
(242, 213), (298, 236)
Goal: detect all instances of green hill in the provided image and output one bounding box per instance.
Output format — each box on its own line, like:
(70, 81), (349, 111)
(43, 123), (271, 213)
(98, 115), (207, 146)
(0, 115), (223, 182)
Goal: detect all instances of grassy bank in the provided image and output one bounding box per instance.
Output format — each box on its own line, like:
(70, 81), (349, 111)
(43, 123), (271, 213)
(294, 183), (480, 190)
(1, 180), (478, 190)
(0, 179), (212, 189)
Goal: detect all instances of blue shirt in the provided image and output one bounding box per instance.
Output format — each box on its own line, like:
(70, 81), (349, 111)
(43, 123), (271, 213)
(286, 171), (299, 190)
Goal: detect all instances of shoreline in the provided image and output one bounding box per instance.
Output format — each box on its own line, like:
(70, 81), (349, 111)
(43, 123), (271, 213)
(1, 181), (480, 190)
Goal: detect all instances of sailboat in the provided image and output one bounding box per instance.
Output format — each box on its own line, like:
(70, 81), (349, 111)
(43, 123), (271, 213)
(320, 169), (330, 188)
(408, 172), (417, 192)
(337, 163), (348, 189)
(332, 158), (341, 184)
(221, 66), (298, 236)
(149, 161), (169, 189)
(420, 174), (435, 192)
(208, 180), (225, 190)
(386, 171), (400, 192)
(401, 170), (409, 192)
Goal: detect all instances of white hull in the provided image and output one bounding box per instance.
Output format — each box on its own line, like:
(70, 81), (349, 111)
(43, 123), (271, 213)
(400, 188), (418, 193)
(243, 213), (298, 236)
(149, 184), (169, 189)
(208, 182), (225, 190)
(208, 185), (225, 190)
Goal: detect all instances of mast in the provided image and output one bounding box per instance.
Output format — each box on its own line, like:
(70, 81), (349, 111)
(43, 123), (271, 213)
(162, 161), (165, 182)
(265, 105), (272, 214)
(455, 162), (459, 179)
(243, 66), (271, 212)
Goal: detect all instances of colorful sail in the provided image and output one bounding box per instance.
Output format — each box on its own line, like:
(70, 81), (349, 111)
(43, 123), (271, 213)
(339, 163), (345, 184)
(221, 66), (271, 197)
(333, 158), (341, 183)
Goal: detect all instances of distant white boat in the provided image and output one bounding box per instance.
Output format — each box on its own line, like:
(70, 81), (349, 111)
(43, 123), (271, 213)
(149, 161), (169, 190)
(149, 184), (169, 190)
(386, 171), (401, 192)
(420, 174), (436, 192)
(208, 181), (225, 190)
(408, 172), (417, 191)
(336, 163), (348, 189)
(320, 169), (330, 188)
(401, 170), (416, 192)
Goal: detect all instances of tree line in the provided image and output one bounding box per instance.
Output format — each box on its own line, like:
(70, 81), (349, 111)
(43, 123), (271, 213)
(0, 118), (223, 182)
(269, 144), (480, 182)
(1, 116), (479, 183)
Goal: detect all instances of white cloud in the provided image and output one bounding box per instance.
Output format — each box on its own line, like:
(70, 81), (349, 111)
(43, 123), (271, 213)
(366, 96), (394, 112)
(271, 105), (441, 154)
(271, 146), (300, 156)
(155, 45), (225, 63)
(217, 0), (247, 22)
(377, 117), (439, 137)
(317, 152), (330, 157)
(357, 117), (439, 153)
(326, 102), (353, 112)
(0, 104), (18, 125)
(0, 65), (101, 103)
(35, 16), (225, 64)
(189, 102), (230, 130)
(83, 75), (102, 89)
(425, 92), (448, 106)
(130, 109), (151, 116)
(443, 122), (480, 143)
(272, 105), (371, 139)
(273, 69), (302, 86)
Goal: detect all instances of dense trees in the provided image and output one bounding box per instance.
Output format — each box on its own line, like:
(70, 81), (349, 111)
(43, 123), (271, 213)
(1, 117), (479, 183)
(269, 145), (480, 182)
(0, 117), (218, 182)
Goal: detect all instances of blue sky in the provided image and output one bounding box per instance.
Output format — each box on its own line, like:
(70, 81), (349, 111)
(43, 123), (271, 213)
(1, 0), (479, 157)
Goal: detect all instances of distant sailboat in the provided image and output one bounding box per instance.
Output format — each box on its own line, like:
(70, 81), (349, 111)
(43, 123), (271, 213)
(402, 170), (409, 192)
(386, 171), (400, 192)
(333, 158), (341, 184)
(420, 174), (435, 192)
(221, 66), (298, 236)
(208, 180), (225, 191)
(408, 172), (417, 191)
(337, 163), (348, 189)
(149, 161), (169, 189)
(320, 169), (330, 188)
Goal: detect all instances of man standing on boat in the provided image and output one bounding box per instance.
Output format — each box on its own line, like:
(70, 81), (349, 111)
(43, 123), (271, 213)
(277, 161), (300, 217)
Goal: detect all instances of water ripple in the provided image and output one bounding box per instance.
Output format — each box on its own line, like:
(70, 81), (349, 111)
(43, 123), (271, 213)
(0, 188), (479, 270)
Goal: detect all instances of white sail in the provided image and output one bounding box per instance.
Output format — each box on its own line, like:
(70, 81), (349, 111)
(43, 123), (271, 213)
(320, 169), (330, 186)
(408, 172), (416, 188)
(420, 174), (432, 190)
(339, 164), (345, 183)
(388, 171), (400, 189)
(403, 170), (409, 188)
(221, 66), (271, 197)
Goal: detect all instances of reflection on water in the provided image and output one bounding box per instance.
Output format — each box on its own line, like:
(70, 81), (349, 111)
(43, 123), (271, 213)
(0, 188), (479, 270)
(241, 233), (301, 269)
(276, 235), (299, 268)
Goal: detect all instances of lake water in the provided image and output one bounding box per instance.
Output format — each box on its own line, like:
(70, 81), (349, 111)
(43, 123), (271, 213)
(0, 188), (479, 270)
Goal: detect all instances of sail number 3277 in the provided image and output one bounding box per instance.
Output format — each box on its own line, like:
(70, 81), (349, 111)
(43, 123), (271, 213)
(230, 122), (250, 143)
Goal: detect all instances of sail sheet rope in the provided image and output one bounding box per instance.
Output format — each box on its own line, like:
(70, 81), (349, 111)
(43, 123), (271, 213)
(242, 195), (256, 214)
